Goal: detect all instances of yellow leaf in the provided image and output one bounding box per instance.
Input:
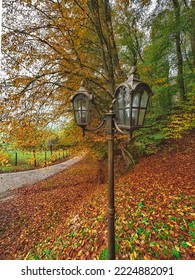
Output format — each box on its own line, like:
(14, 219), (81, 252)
(78, 250), (83, 257)
(175, 246), (180, 251)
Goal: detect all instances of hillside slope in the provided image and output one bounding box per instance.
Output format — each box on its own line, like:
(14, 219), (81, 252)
(0, 130), (194, 260)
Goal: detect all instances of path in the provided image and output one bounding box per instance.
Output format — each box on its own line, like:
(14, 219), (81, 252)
(0, 155), (84, 200)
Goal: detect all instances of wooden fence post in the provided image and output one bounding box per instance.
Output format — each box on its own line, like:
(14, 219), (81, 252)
(15, 152), (18, 166)
(33, 148), (36, 167)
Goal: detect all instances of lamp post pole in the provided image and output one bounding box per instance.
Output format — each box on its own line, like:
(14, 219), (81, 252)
(106, 106), (115, 260)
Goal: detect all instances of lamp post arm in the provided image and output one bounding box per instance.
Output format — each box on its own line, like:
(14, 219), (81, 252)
(85, 119), (105, 132)
(81, 119), (105, 137)
(113, 119), (129, 135)
(113, 119), (133, 141)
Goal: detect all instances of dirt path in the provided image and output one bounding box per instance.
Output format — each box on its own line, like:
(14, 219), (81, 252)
(0, 155), (84, 200)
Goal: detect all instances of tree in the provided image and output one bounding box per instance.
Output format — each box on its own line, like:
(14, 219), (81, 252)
(190, 0), (195, 69)
(87, 0), (125, 95)
(113, 1), (146, 69)
(172, 0), (186, 101)
(2, 0), (194, 164)
(2, 1), (126, 124)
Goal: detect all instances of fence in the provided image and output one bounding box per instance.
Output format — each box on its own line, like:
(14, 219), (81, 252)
(1, 149), (68, 172)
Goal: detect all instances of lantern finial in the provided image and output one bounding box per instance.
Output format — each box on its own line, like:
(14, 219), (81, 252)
(129, 66), (136, 75)
(129, 66), (140, 79)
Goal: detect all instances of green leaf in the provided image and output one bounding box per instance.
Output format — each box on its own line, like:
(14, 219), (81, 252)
(44, 249), (50, 256)
(171, 248), (181, 259)
(137, 227), (144, 235)
(181, 241), (188, 248)
(138, 201), (144, 208)
(99, 249), (108, 260)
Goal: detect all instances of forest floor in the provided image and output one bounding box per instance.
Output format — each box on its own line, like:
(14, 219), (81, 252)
(0, 130), (194, 260)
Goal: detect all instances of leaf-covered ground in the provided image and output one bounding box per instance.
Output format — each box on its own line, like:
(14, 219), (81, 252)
(0, 131), (194, 260)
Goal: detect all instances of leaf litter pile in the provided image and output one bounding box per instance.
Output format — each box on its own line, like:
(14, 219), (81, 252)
(0, 131), (194, 260)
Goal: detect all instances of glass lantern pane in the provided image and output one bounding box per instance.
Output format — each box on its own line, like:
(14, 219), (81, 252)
(124, 91), (130, 107)
(81, 99), (87, 110)
(124, 108), (130, 126)
(132, 92), (141, 107)
(118, 109), (124, 125)
(81, 110), (87, 123)
(132, 108), (138, 126)
(117, 92), (123, 108)
(138, 109), (146, 125)
(75, 110), (82, 123)
(140, 91), (148, 107)
(74, 97), (82, 110)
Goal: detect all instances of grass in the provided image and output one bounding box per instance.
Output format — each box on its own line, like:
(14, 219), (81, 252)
(0, 149), (68, 172)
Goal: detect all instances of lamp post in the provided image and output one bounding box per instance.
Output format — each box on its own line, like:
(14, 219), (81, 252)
(71, 67), (153, 260)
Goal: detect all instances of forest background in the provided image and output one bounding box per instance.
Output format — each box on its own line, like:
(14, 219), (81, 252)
(0, 0), (195, 165)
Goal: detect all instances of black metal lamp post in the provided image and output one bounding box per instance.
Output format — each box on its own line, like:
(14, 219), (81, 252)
(71, 68), (153, 260)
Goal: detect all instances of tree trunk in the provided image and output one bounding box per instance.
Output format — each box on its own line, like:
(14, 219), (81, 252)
(120, 146), (136, 168)
(88, 0), (124, 96)
(191, 0), (195, 69)
(172, 0), (186, 101)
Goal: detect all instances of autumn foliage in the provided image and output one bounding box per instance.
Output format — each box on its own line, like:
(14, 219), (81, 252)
(1, 0), (195, 262)
(0, 130), (194, 260)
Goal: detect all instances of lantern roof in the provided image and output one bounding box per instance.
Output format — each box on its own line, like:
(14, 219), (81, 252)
(71, 81), (94, 103)
(124, 67), (153, 95)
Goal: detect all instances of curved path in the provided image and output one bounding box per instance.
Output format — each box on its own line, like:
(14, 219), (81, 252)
(0, 155), (84, 200)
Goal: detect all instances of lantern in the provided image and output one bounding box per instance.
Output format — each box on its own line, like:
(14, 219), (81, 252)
(71, 81), (94, 128)
(115, 68), (153, 131)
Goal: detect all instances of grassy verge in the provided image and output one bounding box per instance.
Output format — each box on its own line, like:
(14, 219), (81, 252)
(0, 150), (68, 173)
